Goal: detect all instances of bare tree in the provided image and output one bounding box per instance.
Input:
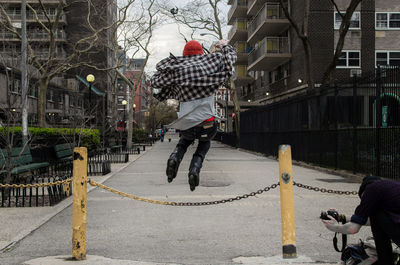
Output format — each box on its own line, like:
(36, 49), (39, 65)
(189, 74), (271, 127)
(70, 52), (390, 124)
(0, 55), (32, 184)
(0, 0), (137, 127)
(322, 0), (363, 84)
(280, 0), (363, 88)
(116, 0), (159, 149)
(145, 98), (177, 135)
(158, 0), (242, 141)
(158, 0), (225, 40)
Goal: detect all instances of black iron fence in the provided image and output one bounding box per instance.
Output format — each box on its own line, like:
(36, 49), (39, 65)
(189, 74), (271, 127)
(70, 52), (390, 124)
(0, 175), (71, 207)
(218, 66), (400, 180)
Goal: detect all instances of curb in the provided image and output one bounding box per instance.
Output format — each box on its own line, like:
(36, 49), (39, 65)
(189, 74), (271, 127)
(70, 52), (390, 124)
(0, 147), (150, 253)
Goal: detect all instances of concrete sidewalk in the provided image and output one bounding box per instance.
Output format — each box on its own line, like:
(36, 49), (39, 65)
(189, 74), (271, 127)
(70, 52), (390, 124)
(0, 134), (369, 265)
(0, 153), (144, 252)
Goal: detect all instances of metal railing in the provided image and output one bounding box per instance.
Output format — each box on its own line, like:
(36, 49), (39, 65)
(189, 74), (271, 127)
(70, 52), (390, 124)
(0, 32), (17, 39)
(0, 31), (66, 40)
(248, 36), (289, 65)
(220, 66), (400, 180)
(248, 3), (287, 36)
(28, 31), (66, 40)
(5, 12), (66, 22)
(228, 0), (247, 22)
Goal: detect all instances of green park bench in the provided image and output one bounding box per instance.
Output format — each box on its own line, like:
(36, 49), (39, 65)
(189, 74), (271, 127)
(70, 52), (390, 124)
(108, 138), (123, 153)
(0, 147), (50, 177)
(54, 143), (74, 162)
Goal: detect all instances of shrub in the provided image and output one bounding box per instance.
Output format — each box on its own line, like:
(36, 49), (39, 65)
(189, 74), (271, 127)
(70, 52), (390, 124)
(0, 127), (100, 151)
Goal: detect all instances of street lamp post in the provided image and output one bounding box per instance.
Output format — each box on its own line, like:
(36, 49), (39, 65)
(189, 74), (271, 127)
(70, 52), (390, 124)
(133, 103), (136, 124)
(86, 74), (95, 109)
(122, 100), (127, 146)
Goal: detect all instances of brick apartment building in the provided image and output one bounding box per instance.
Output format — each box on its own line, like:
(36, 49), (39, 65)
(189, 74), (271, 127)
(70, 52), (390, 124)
(116, 58), (151, 130)
(0, 0), (117, 126)
(227, 0), (400, 104)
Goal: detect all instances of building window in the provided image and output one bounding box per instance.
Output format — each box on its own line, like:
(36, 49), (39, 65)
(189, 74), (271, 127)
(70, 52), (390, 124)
(334, 12), (360, 30)
(29, 85), (38, 98)
(47, 90), (54, 102)
(376, 51), (400, 67)
(9, 79), (20, 93)
(337, 50), (360, 68)
(376, 12), (400, 29)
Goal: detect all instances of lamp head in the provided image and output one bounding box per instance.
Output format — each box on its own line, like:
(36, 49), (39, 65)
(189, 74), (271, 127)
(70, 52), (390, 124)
(122, 100), (127, 105)
(86, 74), (95, 83)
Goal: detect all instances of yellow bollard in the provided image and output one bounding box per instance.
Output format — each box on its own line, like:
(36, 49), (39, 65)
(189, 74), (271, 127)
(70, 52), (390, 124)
(72, 147), (88, 260)
(278, 144), (297, 259)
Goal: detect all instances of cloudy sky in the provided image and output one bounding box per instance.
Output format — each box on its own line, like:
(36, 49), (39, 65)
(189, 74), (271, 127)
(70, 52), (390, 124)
(137, 1), (230, 74)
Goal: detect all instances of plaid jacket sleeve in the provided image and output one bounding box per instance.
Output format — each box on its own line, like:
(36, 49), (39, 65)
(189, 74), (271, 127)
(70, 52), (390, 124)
(151, 45), (237, 102)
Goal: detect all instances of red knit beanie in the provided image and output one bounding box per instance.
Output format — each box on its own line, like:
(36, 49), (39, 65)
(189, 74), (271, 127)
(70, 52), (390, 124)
(182, 40), (204, 56)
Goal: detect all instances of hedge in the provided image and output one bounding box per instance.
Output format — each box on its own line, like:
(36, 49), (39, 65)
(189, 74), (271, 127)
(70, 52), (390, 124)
(0, 127), (100, 151)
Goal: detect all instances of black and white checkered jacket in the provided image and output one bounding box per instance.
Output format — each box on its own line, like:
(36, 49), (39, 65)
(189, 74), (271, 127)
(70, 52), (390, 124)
(150, 44), (237, 102)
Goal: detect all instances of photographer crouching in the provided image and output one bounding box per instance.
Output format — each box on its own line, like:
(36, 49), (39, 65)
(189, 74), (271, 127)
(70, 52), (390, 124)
(321, 176), (400, 265)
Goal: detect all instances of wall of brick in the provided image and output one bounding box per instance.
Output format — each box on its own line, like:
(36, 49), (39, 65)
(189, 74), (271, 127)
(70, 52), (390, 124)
(361, 0), (375, 75)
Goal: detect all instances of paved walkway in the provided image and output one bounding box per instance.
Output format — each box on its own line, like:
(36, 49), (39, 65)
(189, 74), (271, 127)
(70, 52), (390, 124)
(0, 134), (370, 265)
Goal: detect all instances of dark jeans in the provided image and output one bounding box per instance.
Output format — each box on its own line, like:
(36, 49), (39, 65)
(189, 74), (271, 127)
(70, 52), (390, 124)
(370, 211), (400, 265)
(176, 121), (217, 161)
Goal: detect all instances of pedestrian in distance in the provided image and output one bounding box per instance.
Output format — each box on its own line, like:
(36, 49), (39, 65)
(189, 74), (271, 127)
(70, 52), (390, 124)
(150, 39), (237, 191)
(322, 176), (400, 265)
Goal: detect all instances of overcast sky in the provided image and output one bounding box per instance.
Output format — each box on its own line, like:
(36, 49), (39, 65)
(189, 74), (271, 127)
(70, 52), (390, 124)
(141, 1), (230, 74)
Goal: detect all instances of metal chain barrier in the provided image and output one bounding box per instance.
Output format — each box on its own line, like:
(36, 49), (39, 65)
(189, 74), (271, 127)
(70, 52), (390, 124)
(0, 178), (73, 189)
(293, 181), (358, 195)
(88, 178), (280, 206)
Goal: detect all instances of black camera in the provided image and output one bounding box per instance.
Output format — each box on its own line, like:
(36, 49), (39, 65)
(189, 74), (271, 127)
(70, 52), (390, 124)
(320, 209), (345, 223)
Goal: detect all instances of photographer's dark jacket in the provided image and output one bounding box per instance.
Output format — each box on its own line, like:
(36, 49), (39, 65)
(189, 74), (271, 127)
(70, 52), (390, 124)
(351, 180), (400, 225)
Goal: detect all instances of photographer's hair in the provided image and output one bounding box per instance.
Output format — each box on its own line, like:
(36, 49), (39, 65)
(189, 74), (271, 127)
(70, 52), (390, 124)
(358, 176), (381, 198)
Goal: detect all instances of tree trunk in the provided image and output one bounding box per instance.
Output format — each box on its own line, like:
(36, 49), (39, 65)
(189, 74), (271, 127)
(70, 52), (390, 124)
(38, 78), (49, 127)
(303, 38), (315, 91)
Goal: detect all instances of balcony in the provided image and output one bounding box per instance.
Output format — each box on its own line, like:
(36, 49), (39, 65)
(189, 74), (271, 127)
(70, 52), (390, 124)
(5, 0), (66, 4)
(5, 11), (67, 24)
(248, 36), (291, 71)
(227, 19), (247, 44)
(0, 30), (66, 42)
(0, 32), (19, 41)
(228, 0), (248, 25)
(233, 42), (250, 64)
(35, 51), (67, 60)
(28, 31), (67, 42)
(247, 3), (289, 44)
(233, 65), (253, 86)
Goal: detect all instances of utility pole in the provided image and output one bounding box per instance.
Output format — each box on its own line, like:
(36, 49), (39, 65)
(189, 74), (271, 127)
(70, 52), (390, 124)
(21, 0), (28, 144)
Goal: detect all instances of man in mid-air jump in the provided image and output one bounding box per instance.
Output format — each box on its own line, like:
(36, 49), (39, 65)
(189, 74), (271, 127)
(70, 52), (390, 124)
(150, 39), (237, 191)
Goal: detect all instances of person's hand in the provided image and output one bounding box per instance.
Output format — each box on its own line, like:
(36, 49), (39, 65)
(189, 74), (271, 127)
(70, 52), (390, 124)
(216, 39), (229, 48)
(322, 215), (340, 232)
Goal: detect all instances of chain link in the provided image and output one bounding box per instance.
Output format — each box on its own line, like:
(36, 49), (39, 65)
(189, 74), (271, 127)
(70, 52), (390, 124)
(88, 178), (280, 206)
(293, 181), (358, 195)
(0, 178), (73, 189)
